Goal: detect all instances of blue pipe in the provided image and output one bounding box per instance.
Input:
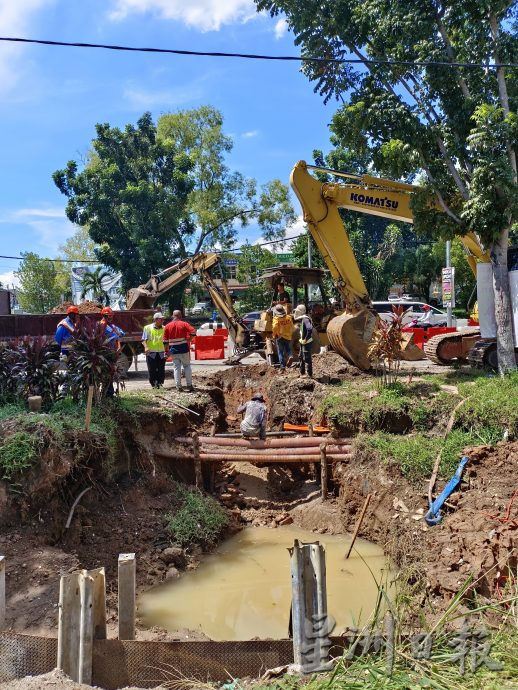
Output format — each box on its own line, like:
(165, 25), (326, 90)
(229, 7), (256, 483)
(425, 455), (469, 526)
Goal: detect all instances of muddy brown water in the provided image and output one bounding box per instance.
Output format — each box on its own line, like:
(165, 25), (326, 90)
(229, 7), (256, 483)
(139, 526), (389, 641)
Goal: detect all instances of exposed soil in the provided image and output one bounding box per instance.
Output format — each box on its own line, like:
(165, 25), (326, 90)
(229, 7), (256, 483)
(0, 352), (517, 647)
(49, 301), (102, 314)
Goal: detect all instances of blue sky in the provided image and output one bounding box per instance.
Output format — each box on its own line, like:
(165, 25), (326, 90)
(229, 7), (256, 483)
(0, 0), (339, 286)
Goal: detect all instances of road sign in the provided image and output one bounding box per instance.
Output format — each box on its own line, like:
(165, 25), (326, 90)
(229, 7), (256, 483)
(442, 267), (455, 307)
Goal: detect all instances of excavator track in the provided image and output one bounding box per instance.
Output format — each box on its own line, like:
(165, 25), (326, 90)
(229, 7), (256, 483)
(424, 328), (480, 365)
(467, 339), (498, 369)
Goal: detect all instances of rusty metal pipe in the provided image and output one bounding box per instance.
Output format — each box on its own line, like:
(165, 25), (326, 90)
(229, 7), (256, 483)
(198, 453), (352, 463)
(200, 445), (351, 456)
(176, 436), (351, 448)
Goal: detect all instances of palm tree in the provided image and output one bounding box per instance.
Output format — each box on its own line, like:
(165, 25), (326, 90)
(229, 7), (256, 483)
(80, 267), (113, 305)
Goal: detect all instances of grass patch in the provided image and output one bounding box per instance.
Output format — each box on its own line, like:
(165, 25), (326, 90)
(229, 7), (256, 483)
(0, 431), (39, 482)
(166, 484), (229, 548)
(321, 380), (458, 434)
(454, 372), (518, 438)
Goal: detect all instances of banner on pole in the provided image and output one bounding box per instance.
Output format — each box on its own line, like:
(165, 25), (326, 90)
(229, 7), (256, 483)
(442, 267), (455, 307)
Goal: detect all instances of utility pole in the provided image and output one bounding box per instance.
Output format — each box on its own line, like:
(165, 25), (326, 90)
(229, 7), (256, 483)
(446, 240), (452, 327)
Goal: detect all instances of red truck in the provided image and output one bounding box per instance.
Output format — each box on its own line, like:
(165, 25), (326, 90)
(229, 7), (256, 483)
(0, 309), (155, 374)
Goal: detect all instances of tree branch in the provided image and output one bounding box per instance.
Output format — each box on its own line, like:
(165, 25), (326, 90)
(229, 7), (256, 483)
(421, 161), (464, 225)
(192, 208), (257, 255)
(437, 19), (472, 99)
(489, 12), (517, 180)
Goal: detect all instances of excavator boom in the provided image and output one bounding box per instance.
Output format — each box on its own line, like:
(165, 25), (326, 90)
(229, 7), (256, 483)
(126, 252), (249, 352)
(290, 160), (489, 370)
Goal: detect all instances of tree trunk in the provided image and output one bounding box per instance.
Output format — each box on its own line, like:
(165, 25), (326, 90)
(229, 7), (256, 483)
(490, 227), (516, 374)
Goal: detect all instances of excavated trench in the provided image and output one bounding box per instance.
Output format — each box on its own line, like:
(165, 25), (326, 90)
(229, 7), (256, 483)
(0, 354), (516, 638)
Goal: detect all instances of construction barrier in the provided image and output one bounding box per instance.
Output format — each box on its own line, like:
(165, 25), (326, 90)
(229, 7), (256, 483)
(214, 327), (229, 340)
(404, 327), (456, 350)
(192, 335), (225, 360)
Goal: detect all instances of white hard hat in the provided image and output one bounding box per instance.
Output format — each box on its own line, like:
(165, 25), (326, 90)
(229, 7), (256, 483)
(153, 312), (164, 321)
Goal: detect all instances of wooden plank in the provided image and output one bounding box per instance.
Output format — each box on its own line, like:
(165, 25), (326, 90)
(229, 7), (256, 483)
(90, 567), (107, 640)
(57, 572), (82, 681)
(320, 444), (328, 501)
(78, 573), (94, 685)
(118, 554), (136, 641)
(85, 386), (94, 431)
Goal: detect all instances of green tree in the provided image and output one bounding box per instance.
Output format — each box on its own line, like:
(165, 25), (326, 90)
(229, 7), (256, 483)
(256, 0), (518, 373)
(157, 106), (296, 253)
(59, 226), (97, 262)
(15, 253), (62, 313)
(233, 244), (279, 312)
(53, 113), (194, 291)
(80, 267), (113, 305)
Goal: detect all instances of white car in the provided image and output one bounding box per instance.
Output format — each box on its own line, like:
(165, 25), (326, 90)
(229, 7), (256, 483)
(372, 301), (455, 327)
(190, 302), (210, 314)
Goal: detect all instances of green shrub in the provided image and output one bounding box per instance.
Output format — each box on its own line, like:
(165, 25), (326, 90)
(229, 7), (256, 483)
(0, 432), (39, 482)
(166, 485), (229, 548)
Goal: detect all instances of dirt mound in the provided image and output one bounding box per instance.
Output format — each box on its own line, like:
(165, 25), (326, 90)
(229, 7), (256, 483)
(49, 301), (101, 314)
(0, 668), (159, 689)
(311, 351), (367, 383)
(338, 440), (518, 614)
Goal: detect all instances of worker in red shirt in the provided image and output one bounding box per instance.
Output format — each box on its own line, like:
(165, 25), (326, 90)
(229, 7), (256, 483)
(163, 309), (197, 392)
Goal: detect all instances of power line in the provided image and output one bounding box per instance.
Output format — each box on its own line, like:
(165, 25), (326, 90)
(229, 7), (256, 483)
(0, 254), (98, 263)
(1, 36), (516, 69)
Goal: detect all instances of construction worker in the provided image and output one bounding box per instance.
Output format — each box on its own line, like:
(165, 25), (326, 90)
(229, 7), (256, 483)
(100, 307), (125, 397)
(55, 305), (79, 356)
(237, 393), (267, 441)
(272, 304), (294, 371)
(274, 281), (290, 306)
(293, 304), (313, 377)
(141, 312), (166, 389)
(163, 310), (196, 392)
(100, 307), (125, 349)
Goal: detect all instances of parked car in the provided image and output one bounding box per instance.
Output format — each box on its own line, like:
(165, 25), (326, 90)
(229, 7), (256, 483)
(242, 311), (262, 329)
(372, 301), (455, 327)
(190, 302), (210, 315)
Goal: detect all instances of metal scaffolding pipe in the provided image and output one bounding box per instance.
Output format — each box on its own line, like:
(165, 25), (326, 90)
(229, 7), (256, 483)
(200, 445), (351, 456)
(176, 436), (351, 448)
(198, 453), (351, 463)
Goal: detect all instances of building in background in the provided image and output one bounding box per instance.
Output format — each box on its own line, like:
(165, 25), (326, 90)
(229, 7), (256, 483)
(71, 265), (124, 309)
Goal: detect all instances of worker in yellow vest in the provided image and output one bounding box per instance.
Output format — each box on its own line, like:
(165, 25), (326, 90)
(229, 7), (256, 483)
(141, 312), (166, 388)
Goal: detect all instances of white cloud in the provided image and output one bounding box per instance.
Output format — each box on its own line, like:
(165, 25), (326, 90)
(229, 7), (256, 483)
(1, 206), (75, 253)
(241, 130), (258, 139)
(0, 0), (54, 94)
(123, 82), (204, 109)
(109, 0), (257, 32)
(274, 18), (287, 39)
(0, 271), (19, 288)
(254, 214), (305, 252)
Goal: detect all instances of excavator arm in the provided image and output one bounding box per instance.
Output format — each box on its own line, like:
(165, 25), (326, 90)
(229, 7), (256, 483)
(126, 252), (249, 351)
(290, 160), (489, 369)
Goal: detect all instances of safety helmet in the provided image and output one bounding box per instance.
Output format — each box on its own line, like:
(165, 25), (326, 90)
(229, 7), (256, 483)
(67, 305), (79, 315)
(101, 307), (113, 315)
(252, 393), (265, 402)
(423, 304), (431, 311)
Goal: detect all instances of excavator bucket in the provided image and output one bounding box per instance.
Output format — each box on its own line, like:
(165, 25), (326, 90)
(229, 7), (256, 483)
(126, 288), (155, 311)
(326, 308), (377, 371)
(400, 333), (426, 361)
(326, 308), (426, 370)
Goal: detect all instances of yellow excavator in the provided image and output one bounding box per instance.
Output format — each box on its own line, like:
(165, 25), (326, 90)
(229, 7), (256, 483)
(126, 253), (252, 361)
(290, 160), (490, 370)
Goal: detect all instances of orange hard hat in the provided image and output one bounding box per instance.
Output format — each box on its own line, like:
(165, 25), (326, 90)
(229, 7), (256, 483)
(67, 305), (79, 314)
(101, 307), (113, 315)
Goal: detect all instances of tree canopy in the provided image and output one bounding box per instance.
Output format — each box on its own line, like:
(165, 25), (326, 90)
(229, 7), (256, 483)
(58, 226), (97, 263)
(15, 253), (63, 313)
(255, 0), (518, 371)
(157, 106), (296, 253)
(53, 113), (195, 291)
